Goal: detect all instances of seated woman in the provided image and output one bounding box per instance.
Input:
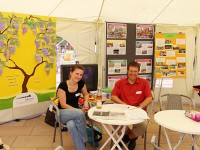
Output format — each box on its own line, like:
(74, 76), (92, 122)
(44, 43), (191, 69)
(57, 64), (89, 150)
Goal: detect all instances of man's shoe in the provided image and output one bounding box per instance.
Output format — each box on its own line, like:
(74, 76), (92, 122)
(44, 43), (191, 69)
(118, 134), (130, 148)
(122, 134), (130, 144)
(128, 137), (138, 150)
(61, 127), (68, 132)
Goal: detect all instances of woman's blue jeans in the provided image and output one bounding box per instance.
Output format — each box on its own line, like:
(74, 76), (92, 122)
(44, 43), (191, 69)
(60, 109), (87, 150)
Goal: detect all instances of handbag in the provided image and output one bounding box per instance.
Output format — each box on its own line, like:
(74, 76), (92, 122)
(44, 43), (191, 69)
(86, 124), (102, 148)
(45, 105), (59, 127)
(185, 110), (200, 122)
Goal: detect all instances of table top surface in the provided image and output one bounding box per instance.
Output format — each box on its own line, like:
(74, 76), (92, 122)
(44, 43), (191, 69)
(154, 110), (200, 135)
(88, 104), (145, 125)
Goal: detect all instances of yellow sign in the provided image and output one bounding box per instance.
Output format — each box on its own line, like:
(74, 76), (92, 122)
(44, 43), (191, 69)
(155, 33), (186, 78)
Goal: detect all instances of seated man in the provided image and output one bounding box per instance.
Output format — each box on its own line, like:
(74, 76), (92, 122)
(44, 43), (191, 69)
(111, 61), (153, 150)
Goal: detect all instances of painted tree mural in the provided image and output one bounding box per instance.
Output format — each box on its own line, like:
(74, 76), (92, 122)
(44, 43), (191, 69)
(0, 13), (56, 93)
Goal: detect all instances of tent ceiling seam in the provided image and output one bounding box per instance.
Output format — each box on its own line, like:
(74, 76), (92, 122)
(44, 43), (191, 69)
(48, 0), (64, 16)
(151, 0), (174, 24)
(95, 0), (105, 53)
(97, 0), (105, 23)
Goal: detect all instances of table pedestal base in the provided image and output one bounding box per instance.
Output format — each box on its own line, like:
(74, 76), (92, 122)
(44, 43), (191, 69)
(163, 128), (199, 150)
(100, 124), (128, 150)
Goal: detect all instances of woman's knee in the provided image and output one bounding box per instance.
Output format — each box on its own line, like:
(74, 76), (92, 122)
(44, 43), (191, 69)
(75, 109), (85, 119)
(67, 120), (76, 131)
(77, 109), (84, 115)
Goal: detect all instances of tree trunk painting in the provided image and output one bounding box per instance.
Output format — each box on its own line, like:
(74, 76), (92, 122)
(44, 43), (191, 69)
(0, 12), (56, 93)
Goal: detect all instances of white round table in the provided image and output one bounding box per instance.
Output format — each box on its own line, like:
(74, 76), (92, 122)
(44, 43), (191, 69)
(154, 110), (200, 150)
(154, 110), (200, 135)
(88, 104), (146, 150)
(88, 103), (144, 125)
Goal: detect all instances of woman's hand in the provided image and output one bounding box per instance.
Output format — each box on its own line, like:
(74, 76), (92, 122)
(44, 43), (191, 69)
(82, 101), (89, 112)
(82, 106), (89, 112)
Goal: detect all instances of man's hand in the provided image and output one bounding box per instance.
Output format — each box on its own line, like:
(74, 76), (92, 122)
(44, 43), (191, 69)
(111, 95), (127, 104)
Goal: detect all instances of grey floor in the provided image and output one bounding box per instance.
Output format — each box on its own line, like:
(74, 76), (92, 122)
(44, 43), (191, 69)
(0, 102), (199, 150)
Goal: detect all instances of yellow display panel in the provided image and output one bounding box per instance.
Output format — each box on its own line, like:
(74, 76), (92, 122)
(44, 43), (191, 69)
(155, 33), (186, 78)
(0, 12), (56, 110)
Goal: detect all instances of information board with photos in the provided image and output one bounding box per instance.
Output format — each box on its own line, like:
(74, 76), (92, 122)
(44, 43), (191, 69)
(106, 22), (155, 89)
(155, 33), (186, 78)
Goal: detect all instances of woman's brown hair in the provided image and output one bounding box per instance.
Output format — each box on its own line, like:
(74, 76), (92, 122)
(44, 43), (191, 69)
(70, 64), (84, 72)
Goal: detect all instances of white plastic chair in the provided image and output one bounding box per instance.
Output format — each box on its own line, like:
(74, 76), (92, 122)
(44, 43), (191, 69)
(54, 145), (64, 150)
(51, 100), (67, 147)
(151, 135), (164, 150)
(159, 94), (195, 111)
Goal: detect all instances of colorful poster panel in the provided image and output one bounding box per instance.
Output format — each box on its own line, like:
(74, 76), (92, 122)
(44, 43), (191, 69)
(107, 40), (126, 55)
(136, 24), (154, 39)
(136, 41), (153, 55)
(155, 33), (186, 78)
(0, 12), (56, 111)
(108, 60), (127, 75)
(135, 59), (152, 73)
(107, 23), (127, 39)
(108, 75), (127, 89)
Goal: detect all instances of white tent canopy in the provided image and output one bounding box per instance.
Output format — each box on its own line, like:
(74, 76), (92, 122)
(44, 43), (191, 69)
(1, 0), (200, 26)
(1, 0), (200, 103)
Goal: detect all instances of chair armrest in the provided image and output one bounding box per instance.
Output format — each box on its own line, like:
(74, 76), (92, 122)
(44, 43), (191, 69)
(51, 101), (60, 117)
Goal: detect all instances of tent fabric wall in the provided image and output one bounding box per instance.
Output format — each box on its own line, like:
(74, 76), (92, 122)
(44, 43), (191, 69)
(194, 27), (200, 85)
(193, 27), (200, 104)
(56, 20), (97, 64)
(56, 19), (105, 87)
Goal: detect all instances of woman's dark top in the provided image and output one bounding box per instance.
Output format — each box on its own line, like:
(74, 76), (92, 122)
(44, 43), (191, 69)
(57, 80), (85, 109)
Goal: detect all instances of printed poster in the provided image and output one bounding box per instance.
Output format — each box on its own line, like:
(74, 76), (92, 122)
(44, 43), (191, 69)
(135, 59), (152, 73)
(108, 60), (127, 74)
(155, 33), (186, 78)
(0, 12), (56, 112)
(108, 75), (127, 89)
(136, 24), (154, 39)
(139, 74), (152, 87)
(107, 40), (126, 55)
(62, 50), (77, 63)
(107, 23), (127, 39)
(136, 41), (153, 55)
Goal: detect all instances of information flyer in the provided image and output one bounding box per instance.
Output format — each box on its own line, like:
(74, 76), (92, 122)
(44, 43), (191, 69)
(135, 59), (152, 73)
(136, 41), (153, 55)
(136, 24), (154, 39)
(108, 60), (127, 74)
(107, 75), (127, 89)
(107, 23), (127, 39)
(107, 40), (126, 55)
(155, 33), (186, 78)
(139, 74), (152, 87)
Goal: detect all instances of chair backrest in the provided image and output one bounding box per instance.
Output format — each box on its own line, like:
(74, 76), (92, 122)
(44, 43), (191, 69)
(166, 94), (182, 110)
(159, 94), (195, 111)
